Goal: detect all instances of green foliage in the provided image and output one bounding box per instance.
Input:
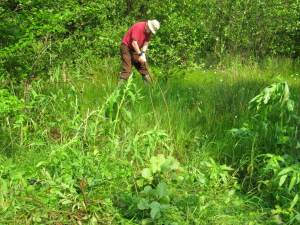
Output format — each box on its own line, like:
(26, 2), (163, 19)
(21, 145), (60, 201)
(0, 0), (125, 78)
(133, 155), (184, 223)
(231, 82), (299, 152)
(0, 89), (25, 151)
(1, 0), (299, 79)
(0, 144), (132, 224)
(249, 82), (294, 114)
(258, 154), (300, 224)
(1, 53), (299, 224)
(231, 82), (300, 224)
(198, 158), (236, 188)
(139, 154), (183, 186)
(102, 76), (143, 135)
(116, 154), (245, 224)
(0, 89), (23, 120)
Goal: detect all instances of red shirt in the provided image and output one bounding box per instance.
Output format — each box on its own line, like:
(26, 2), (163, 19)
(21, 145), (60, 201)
(122, 22), (151, 49)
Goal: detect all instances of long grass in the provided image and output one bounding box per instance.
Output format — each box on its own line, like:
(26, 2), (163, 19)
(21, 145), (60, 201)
(0, 56), (299, 224)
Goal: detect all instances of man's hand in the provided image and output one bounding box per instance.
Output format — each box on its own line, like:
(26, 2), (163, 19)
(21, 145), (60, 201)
(132, 41), (148, 63)
(139, 54), (147, 63)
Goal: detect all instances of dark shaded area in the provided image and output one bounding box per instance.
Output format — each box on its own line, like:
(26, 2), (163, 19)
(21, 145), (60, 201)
(0, 0), (299, 79)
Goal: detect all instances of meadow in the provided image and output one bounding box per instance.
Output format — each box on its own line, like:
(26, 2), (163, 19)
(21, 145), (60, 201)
(1, 56), (299, 224)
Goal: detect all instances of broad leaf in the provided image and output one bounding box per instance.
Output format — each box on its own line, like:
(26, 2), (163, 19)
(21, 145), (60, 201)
(290, 194), (299, 209)
(288, 175), (297, 192)
(138, 198), (149, 210)
(279, 174), (287, 187)
(150, 201), (161, 219)
(156, 182), (168, 199)
(150, 155), (165, 173)
(142, 168), (153, 181)
(278, 167), (293, 176)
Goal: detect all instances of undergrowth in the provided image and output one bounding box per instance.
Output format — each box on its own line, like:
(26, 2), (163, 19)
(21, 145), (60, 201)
(0, 58), (299, 224)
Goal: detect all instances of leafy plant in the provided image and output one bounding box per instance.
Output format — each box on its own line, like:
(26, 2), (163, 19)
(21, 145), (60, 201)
(0, 89), (24, 120)
(258, 154), (300, 224)
(0, 89), (25, 150)
(117, 154), (185, 224)
(101, 75), (143, 136)
(230, 82), (300, 224)
(230, 82), (299, 168)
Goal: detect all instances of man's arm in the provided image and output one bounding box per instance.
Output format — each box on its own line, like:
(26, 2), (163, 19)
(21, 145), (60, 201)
(132, 41), (142, 55)
(132, 41), (146, 63)
(141, 42), (149, 53)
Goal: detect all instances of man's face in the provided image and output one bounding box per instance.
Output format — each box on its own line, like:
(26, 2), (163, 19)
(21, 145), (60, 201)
(145, 23), (152, 34)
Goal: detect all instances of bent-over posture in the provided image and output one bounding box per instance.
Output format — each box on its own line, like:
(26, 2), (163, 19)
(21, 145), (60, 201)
(119, 19), (160, 83)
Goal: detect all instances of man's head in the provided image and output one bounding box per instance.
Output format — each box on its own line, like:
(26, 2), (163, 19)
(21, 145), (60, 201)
(146, 20), (160, 35)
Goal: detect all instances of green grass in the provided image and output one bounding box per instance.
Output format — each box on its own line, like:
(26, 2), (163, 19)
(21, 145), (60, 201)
(0, 57), (299, 224)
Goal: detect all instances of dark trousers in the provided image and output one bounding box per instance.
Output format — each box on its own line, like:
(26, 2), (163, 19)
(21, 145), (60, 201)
(119, 43), (149, 80)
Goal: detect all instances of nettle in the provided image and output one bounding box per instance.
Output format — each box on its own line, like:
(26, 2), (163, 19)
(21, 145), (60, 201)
(230, 82), (299, 180)
(197, 158), (236, 188)
(0, 89), (24, 122)
(36, 146), (97, 209)
(101, 76), (143, 136)
(248, 82), (298, 148)
(231, 82), (299, 152)
(231, 82), (300, 224)
(258, 154), (300, 224)
(124, 129), (171, 167)
(118, 154), (185, 224)
(0, 89), (25, 147)
(65, 76), (143, 147)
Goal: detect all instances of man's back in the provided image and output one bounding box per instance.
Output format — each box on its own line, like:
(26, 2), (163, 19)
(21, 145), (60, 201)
(122, 22), (151, 49)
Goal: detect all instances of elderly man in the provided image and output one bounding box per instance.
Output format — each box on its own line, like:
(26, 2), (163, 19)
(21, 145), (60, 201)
(119, 19), (160, 83)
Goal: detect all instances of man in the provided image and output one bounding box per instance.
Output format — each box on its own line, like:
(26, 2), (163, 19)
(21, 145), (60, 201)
(119, 19), (160, 84)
